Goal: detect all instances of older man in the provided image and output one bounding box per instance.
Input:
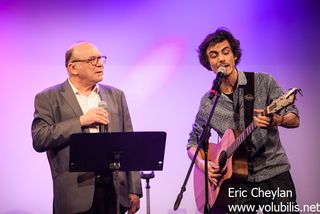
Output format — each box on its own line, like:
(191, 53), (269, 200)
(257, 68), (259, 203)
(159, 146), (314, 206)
(32, 42), (142, 214)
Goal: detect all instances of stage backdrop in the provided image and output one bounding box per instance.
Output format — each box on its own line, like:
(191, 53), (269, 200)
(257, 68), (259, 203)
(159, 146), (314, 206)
(0, 0), (319, 213)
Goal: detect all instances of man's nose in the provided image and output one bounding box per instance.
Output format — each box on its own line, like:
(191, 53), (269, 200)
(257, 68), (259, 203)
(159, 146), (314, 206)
(96, 61), (104, 67)
(218, 54), (226, 63)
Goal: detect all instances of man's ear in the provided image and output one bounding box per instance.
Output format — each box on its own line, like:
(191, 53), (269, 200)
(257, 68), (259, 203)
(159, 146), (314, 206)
(68, 63), (78, 75)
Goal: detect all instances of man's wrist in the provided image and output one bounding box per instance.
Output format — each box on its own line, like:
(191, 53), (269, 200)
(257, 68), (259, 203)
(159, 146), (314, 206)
(279, 115), (284, 126)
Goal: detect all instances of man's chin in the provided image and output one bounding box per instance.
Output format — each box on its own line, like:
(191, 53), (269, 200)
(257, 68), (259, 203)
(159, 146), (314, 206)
(94, 77), (103, 84)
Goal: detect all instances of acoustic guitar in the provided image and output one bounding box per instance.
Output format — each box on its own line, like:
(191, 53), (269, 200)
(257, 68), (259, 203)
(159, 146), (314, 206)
(194, 88), (302, 212)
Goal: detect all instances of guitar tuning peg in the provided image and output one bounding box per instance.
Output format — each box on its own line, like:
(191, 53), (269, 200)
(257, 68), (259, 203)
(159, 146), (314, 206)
(286, 88), (303, 98)
(296, 88), (303, 97)
(291, 88), (303, 102)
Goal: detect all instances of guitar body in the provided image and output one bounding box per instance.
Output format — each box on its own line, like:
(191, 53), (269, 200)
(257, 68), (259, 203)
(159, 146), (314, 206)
(194, 129), (249, 212)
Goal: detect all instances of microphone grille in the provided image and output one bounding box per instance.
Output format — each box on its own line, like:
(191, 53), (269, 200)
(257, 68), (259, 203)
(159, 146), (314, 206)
(98, 100), (107, 109)
(218, 67), (226, 75)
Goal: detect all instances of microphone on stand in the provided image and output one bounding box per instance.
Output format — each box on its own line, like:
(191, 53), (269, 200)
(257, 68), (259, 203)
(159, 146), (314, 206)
(209, 67), (226, 99)
(98, 101), (108, 133)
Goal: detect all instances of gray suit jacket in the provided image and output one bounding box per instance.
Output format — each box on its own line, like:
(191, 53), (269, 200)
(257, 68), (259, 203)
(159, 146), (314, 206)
(32, 80), (142, 214)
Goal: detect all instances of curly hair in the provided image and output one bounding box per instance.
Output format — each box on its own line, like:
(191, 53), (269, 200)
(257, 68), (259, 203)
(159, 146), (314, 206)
(198, 27), (242, 71)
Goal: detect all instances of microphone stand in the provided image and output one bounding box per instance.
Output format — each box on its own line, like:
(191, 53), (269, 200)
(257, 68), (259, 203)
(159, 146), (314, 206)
(140, 171), (155, 214)
(174, 80), (222, 214)
(110, 152), (121, 214)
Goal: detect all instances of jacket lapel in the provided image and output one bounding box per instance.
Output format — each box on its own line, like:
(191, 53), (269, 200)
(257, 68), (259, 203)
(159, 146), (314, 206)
(98, 85), (113, 132)
(60, 80), (83, 117)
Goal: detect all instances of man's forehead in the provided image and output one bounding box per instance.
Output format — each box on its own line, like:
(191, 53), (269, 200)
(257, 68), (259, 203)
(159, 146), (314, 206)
(207, 40), (230, 52)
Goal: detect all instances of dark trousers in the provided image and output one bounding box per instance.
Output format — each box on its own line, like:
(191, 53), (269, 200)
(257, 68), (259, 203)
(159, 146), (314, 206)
(211, 171), (299, 214)
(79, 173), (127, 214)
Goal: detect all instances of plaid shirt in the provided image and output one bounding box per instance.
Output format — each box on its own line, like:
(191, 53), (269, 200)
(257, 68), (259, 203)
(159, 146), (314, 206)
(187, 70), (299, 182)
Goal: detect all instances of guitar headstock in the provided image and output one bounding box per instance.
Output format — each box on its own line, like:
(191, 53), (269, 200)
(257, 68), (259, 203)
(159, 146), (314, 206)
(266, 88), (302, 115)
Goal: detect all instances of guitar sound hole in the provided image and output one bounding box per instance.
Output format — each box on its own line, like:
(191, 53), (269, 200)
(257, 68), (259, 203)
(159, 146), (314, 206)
(218, 151), (227, 168)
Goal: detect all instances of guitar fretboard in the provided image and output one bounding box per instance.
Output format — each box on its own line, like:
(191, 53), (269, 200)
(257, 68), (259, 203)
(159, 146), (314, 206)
(226, 122), (257, 157)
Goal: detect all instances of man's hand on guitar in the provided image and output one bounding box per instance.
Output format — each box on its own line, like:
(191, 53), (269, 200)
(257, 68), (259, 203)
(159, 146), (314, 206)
(198, 159), (221, 186)
(254, 109), (283, 128)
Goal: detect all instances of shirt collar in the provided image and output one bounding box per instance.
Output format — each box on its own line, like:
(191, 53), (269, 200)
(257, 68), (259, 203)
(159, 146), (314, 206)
(236, 69), (248, 86)
(68, 78), (99, 95)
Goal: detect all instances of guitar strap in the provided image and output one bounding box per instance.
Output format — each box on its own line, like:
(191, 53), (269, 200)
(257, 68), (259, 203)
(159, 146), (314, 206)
(243, 72), (255, 146)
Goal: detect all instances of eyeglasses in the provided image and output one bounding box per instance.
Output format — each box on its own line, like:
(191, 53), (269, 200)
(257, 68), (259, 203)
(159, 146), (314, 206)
(71, 56), (107, 66)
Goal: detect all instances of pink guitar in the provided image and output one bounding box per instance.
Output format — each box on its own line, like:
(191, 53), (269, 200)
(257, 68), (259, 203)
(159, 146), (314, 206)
(194, 88), (302, 212)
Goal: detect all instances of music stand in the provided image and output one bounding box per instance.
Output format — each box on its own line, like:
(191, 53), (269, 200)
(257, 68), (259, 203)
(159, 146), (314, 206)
(69, 131), (166, 214)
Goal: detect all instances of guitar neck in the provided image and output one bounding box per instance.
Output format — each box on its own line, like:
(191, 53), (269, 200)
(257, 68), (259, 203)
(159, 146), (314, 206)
(226, 122), (257, 157)
(223, 87), (300, 158)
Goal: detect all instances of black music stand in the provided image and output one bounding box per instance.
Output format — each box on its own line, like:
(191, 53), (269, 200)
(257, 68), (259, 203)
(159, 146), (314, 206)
(69, 131), (166, 214)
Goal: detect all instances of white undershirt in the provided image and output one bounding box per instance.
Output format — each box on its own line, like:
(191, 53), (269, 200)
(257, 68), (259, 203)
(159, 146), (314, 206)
(68, 79), (101, 133)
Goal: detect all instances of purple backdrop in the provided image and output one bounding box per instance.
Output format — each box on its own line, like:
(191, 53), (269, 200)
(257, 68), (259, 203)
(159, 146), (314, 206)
(1, 0), (319, 213)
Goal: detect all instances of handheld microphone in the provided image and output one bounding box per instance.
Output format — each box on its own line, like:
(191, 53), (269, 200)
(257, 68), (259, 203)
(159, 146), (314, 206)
(209, 67), (226, 99)
(98, 101), (108, 133)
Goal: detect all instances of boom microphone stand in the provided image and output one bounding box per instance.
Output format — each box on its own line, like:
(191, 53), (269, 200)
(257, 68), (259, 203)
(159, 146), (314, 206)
(173, 69), (225, 214)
